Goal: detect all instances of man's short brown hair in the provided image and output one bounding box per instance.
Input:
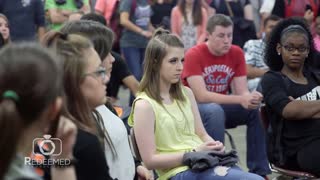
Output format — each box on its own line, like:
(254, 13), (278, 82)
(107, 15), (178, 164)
(206, 14), (233, 34)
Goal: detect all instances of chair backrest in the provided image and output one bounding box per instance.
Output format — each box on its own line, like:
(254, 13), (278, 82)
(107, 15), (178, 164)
(128, 128), (142, 162)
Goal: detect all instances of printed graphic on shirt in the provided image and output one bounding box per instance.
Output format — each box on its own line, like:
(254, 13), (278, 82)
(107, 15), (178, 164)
(296, 86), (320, 101)
(22, 0), (31, 7)
(202, 64), (235, 93)
(134, 5), (152, 27)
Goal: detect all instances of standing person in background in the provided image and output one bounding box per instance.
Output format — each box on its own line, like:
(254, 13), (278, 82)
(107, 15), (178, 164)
(151, 0), (175, 30)
(244, 15), (281, 91)
(0, 14), (10, 44)
(45, 0), (90, 30)
(208, 0), (256, 48)
(119, 0), (153, 82)
(119, 0), (153, 104)
(272, 0), (320, 25)
(95, 0), (118, 25)
(171, 0), (207, 51)
(0, 0), (46, 42)
(0, 43), (77, 180)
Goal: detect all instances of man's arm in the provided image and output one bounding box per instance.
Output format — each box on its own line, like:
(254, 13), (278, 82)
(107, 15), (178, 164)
(230, 76), (262, 109)
(37, 27), (46, 41)
(230, 76), (250, 95)
(122, 75), (139, 97)
(246, 64), (268, 79)
(47, 8), (69, 24)
(186, 75), (244, 104)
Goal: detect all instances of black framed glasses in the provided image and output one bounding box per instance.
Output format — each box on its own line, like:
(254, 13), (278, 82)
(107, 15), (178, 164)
(281, 44), (309, 53)
(83, 66), (107, 80)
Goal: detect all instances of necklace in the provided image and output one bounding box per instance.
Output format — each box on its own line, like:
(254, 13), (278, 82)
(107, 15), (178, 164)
(161, 100), (193, 139)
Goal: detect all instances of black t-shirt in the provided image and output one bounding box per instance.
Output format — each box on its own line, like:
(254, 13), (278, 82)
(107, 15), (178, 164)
(210, 0), (250, 17)
(42, 129), (113, 180)
(261, 71), (320, 155)
(74, 129), (113, 180)
(151, 2), (174, 28)
(108, 52), (132, 98)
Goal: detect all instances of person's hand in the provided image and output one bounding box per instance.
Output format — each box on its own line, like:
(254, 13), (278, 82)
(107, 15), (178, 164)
(240, 91), (263, 109)
(195, 140), (225, 152)
(288, 96), (295, 101)
(54, 116), (77, 159)
(141, 30), (152, 38)
(304, 10), (314, 24)
(136, 165), (154, 180)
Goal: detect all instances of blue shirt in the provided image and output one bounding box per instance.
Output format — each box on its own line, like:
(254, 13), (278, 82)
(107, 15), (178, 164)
(0, 0), (45, 41)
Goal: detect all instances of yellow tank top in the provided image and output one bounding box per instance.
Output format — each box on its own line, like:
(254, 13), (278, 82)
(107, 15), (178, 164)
(128, 88), (203, 180)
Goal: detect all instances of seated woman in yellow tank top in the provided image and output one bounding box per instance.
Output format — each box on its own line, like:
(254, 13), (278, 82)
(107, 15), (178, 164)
(128, 28), (264, 180)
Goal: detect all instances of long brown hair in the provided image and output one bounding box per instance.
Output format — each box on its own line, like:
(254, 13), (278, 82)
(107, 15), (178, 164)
(59, 20), (118, 157)
(139, 28), (185, 104)
(178, 0), (203, 26)
(0, 13), (10, 44)
(43, 31), (97, 135)
(0, 43), (62, 178)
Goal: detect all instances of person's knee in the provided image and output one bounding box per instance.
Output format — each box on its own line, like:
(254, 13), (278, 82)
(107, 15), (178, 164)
(198, 103), (225, 118)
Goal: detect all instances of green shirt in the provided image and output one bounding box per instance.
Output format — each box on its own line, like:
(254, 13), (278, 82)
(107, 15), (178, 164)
(45, 0), (89, 30)
(129, 88), (203, 180)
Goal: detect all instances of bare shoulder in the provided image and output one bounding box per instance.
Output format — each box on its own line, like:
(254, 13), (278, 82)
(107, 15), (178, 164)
(134, 99), (154, 113)
(183, 86), (195, 99)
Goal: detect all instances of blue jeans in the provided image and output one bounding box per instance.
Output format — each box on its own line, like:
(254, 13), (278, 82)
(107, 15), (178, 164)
(170, 166), (264, 180)
(198, 103), (271, 176)
(121, 47), (145, 81)
(121, 47), (145, 105)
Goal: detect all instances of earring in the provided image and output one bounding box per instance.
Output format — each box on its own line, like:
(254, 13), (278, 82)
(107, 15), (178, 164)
(306, 54), (309, 58)
(278, 52), (281, 55)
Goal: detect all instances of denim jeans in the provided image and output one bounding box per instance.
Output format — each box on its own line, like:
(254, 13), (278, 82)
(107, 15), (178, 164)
(121, 47), (145, 81)
(170, 166), (264, 180)
(198, 103), (271, 176)
(121, 47), (145, 104)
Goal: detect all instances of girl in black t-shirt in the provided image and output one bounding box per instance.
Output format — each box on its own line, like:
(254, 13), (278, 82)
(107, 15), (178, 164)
(262, 17), (320, 177)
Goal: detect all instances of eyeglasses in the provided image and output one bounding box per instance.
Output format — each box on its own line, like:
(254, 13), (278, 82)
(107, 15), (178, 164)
(281, 45), (309, 53)
(83, 66), (107, 81)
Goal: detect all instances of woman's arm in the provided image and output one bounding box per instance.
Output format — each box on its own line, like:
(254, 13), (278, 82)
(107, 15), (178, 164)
(243, 4), (253, 20)
(120, 12), (152, 38)
(133, 99), (185, 170)
(282, 99), (320, 120)
(197, 8), (208, 44)
(170, 7), (181, 37)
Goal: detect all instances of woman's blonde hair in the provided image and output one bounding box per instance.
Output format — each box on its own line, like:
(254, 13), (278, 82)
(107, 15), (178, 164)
(139, 28), (185, 103)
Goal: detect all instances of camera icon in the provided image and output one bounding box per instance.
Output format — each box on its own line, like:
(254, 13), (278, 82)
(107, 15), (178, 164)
(33, 134), (62, 156)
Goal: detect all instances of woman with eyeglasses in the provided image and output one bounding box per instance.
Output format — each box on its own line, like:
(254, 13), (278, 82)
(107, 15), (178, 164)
(43, 32), (113, 180)
(59, 20), (153, 180)
(261, 17), (320, 176)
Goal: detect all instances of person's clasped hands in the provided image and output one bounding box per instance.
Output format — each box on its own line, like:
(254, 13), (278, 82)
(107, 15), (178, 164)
(241, 91), (263, 109)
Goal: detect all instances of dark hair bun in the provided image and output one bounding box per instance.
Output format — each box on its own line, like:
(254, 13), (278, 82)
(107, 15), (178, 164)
(153, 28), (170, 38)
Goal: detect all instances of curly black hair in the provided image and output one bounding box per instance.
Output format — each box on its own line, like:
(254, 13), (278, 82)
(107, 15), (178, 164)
(264, 17), (316, 71)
